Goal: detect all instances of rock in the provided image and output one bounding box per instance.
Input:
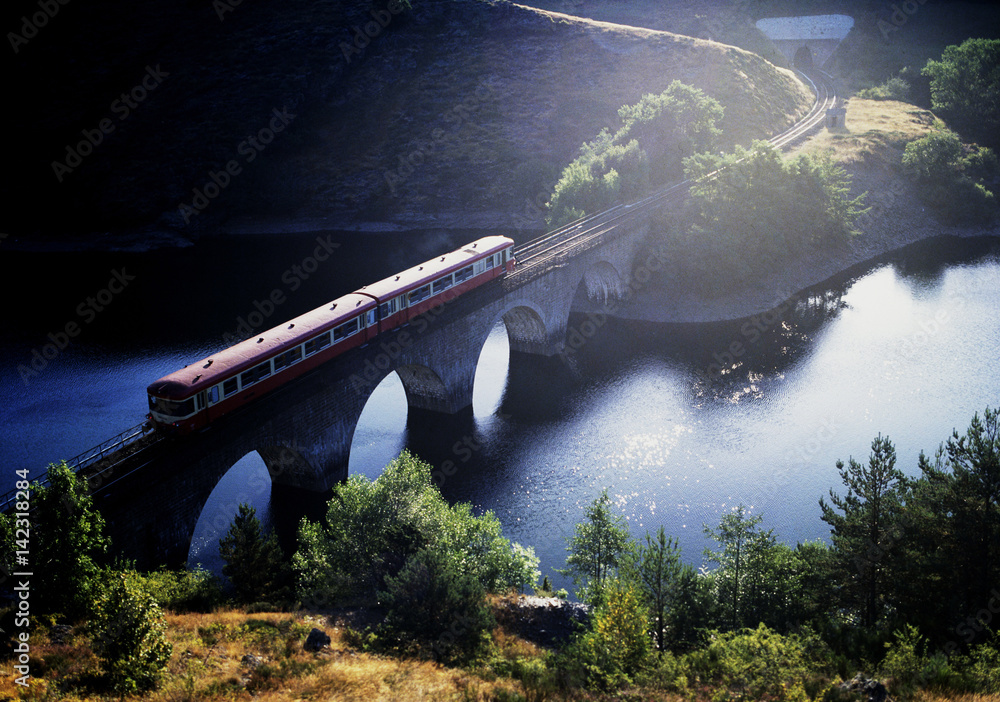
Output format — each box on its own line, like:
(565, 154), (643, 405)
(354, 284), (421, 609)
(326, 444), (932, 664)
(48, 625), (73, 645)
(240, 653), (265, 669)
(838, 673), (888, 702)
(304, 627), (331, 652)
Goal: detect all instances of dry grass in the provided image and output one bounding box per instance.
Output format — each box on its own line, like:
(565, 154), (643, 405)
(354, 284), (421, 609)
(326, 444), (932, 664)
(3, 608), (547, 702)
(788, 97), (939, 167)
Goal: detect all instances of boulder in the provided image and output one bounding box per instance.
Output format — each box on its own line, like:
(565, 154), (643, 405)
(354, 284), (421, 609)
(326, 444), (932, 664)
(304, 627), (331, 652)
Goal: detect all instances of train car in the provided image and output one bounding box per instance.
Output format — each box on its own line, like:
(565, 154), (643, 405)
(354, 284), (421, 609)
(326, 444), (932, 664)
(146, 236), (515, 434)
(147, 293), (377, 433)
(357, 235), (514, 332)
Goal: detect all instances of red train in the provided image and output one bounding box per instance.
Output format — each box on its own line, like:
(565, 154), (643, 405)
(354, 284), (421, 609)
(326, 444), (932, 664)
(147, 236), (515, 434)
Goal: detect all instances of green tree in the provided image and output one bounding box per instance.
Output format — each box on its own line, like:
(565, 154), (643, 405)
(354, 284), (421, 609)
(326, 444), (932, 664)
(902, 129), (997, 223)
(558, 489), (632, 603)
(922, 38), (1000, 149)
(294, 451), (537, 606)
(89, 571), (173, 694)
(820, 434), (908, 629)
(375, 547), (495, 664)
(628, 526), (683, 652)
(679, 142), (867, 291)
(219, 503), (287, 604)
(910, 409), (1000, 638)
(566, 577), (652, 689)
(24, 462), (110, 619)
(547, 81), (723, 225)
(703, 505), (793, 631)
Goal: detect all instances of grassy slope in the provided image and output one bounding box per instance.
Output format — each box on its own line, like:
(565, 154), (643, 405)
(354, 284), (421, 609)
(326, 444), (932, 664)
(14, 606), (1000, 701)
(272, 0), (813, 232)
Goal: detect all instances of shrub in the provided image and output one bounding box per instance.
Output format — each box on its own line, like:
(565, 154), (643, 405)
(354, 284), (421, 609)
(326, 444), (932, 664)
(856, 76), (910, 101)
(547, 81), (723, 225)
(563, 578), (653, 690)
(902, 129), (998, 223)
(138, 566), (225, 612)
(89, 571), (172, 694)
(374, 547), (495, 664)
(294, 451), (537, 607)
(687, 624), (813, 701)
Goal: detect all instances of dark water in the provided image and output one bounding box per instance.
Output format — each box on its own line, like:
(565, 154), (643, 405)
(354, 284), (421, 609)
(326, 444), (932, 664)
(3, 233), (999, 593)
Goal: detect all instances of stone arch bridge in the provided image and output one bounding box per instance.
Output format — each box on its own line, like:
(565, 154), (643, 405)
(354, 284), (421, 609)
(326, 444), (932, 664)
(66, 66), (837, 568)
(94, 210), (658, 567)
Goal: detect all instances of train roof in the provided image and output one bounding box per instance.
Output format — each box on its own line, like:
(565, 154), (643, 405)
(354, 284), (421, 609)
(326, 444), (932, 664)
(147, 292), (376, 400)
(358, 235), (512, 301)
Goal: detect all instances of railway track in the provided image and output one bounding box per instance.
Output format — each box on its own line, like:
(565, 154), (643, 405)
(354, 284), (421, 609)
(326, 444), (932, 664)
(512, 69), (837, 275)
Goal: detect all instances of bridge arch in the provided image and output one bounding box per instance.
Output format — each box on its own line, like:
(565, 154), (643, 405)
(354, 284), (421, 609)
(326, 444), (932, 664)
(579, 260), (627, 304)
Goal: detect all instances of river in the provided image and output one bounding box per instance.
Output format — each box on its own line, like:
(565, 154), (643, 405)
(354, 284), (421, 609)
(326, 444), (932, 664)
(2, 232), (999, 594)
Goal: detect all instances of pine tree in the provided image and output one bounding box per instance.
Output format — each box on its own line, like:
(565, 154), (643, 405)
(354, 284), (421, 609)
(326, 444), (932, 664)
(820, 434), (907, 628)
(219, 503), (285, 603)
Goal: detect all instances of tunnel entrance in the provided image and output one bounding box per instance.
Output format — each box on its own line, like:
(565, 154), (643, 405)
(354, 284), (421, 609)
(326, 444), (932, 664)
(794, 45), (814, 70)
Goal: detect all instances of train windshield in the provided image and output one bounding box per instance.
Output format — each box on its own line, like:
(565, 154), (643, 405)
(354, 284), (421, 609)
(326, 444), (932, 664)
(148, 395), (196, 419)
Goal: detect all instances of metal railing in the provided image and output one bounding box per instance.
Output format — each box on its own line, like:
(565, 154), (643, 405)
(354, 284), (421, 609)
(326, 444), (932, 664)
(0, 421), (157, 512)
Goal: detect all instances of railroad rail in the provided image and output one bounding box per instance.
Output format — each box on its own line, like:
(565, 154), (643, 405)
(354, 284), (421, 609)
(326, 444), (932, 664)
(513, 69), (836, 274)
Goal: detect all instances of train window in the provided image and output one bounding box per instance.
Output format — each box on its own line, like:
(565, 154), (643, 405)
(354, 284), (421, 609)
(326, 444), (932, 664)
(223, 377), (239, 397)
(273, 346), (303, 371)
(367, 309), (377, 326)
(333, 317), (359, 342)
(432, 275), (453, 294)
(304, 332), (331, 356)
(455, 265), (475, 283)
(208, 386), (220, 404)
(149, 396), (196, 419)
(408, 284), (431, 305)
(483, 255), (494, 269)
(240, 361), (272, 388)
(379, 298), (398, 319)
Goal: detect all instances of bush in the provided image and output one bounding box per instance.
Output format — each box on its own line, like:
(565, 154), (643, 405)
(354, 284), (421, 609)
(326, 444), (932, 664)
(856, 76), (910, 101)
(672, 142), (867, 293)
(960, 639), (1000, 693)
(563, 578), (653, 690)
(294, 451), (538, 607)
(686, 624), (815, 702)
(374, 547), (495, 664)
(902, 129), (998, 223)
(138, 566), (225, 612)
(89, 571), (173, 694)
(547, 81), (723, 225)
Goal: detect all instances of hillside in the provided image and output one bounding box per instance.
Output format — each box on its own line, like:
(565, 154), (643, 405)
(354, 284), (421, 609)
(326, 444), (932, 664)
(6, 0), (811, 243)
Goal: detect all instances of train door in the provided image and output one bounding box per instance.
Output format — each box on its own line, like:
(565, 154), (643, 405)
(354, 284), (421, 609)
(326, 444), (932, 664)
(194, 391), (207, 430)
(366, 308), (378, 341)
